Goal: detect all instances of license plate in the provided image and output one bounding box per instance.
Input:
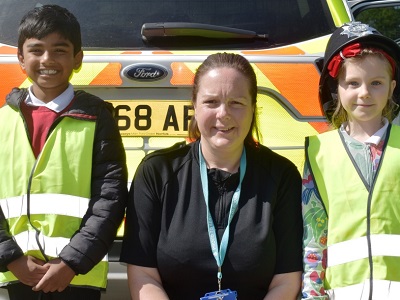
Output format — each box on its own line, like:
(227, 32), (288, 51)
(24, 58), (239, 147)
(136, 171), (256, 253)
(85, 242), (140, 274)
(109, 100), (194, 137)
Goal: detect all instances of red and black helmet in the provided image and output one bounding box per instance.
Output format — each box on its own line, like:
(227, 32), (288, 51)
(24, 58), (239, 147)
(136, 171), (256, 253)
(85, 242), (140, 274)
(319, 21), (400, 122)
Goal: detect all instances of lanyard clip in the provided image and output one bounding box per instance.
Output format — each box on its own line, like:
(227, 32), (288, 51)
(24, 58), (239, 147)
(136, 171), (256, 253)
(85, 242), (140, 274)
(218, 267), (222, 291)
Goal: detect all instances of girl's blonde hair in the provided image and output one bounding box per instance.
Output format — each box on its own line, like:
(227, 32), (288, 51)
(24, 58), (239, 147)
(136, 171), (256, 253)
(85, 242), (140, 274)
(330, 49), (397, 128)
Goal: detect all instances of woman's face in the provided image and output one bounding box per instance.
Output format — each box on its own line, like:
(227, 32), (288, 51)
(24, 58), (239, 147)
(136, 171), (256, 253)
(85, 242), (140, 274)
(194, 67), (254, 155)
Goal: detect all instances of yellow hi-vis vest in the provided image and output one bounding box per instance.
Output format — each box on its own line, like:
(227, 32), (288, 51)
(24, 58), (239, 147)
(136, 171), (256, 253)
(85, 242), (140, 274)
(0, 105), (107, 289)
(306, 126), (400, 299)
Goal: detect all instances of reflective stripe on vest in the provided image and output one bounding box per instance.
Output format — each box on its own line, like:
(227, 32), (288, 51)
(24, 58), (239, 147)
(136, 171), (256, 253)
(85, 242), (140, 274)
(0, 194), (89, 219)
(329, 234), (400, 267)
(327, 280), (400, 300)
(12, 231), (107, 262)
(306, 125), (400, 295)
(0, 105), (107, 289)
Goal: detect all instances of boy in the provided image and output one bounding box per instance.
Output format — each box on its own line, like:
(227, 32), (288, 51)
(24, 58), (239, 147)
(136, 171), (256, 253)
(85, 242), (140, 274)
(0, 5), (128, 299)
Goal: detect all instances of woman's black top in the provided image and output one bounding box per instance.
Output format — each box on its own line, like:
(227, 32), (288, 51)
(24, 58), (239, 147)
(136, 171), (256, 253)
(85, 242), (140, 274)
(120, 140), (303, 300)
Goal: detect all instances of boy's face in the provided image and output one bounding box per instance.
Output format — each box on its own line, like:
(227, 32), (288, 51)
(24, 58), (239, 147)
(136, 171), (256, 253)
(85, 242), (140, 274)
(18, 32), (83, 103)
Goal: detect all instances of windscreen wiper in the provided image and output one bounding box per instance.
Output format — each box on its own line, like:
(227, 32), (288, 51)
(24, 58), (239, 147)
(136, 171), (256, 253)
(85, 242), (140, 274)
(141, 22), (268, 42)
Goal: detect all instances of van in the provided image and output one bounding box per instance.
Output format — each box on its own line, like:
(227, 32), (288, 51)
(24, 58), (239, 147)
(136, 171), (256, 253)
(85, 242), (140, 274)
(0, 0), (398, 299)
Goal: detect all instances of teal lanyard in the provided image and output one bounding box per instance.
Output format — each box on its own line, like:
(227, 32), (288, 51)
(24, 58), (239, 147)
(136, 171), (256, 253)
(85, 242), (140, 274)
(198, 143), (246, 291)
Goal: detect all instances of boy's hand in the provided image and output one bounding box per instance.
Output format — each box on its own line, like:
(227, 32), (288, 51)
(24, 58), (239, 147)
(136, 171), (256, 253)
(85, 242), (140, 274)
(7, 255), (48, 286)
(32, 258), (75, 293)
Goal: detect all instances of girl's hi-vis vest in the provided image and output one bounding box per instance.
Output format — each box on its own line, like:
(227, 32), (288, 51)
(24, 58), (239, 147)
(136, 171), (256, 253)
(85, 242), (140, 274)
(0, 105), (107, 289)
(306, 126), (400, 299)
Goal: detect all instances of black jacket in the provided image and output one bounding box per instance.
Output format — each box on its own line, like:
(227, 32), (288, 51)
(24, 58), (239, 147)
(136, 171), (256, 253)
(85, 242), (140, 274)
(0, 88), (128, 275)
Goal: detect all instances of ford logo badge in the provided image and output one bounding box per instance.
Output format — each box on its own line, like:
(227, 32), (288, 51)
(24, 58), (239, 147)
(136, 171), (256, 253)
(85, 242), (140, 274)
(123, 64), (168, 82)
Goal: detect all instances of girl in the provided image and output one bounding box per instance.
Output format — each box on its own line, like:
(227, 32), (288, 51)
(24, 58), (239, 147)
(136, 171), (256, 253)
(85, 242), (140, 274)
(302, 22), (400, 299)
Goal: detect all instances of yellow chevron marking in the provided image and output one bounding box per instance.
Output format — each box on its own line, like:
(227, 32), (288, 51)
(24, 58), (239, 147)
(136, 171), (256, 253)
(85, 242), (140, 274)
(294, 36), (330, 54)
(70, 63), (109, 85)
(20, 78), (32, 88)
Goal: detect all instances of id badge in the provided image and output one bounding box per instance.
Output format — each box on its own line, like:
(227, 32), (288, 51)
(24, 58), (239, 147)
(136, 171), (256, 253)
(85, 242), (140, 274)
(200, 289), (237, 300)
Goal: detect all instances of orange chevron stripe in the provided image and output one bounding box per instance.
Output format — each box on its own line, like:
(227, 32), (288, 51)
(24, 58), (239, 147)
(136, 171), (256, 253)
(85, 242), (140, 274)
(121, 51), (142, 55)
(89, 63), (122, 85)
(153, 51), (173, 55)
(255, 62), (323, 117)
(170, 62), (195, 85)
(242, 46), (305, 55)
(0, 46), (17, 55)
(309, 121), (331, 134)
(0, 65), (27, 106)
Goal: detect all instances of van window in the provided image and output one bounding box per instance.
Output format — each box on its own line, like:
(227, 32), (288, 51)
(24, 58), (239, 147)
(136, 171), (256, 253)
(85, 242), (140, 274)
(0, 0), (335, 49)
(353, 4), (400, 44)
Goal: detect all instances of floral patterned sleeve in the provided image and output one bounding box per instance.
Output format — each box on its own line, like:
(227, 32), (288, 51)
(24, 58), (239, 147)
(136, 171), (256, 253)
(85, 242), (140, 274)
(301, 161), (328, 300)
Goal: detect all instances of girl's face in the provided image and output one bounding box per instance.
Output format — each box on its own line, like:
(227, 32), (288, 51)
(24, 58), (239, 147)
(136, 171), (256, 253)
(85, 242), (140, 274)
(194, 67), (254, 155)
(338, 55), (396, 126)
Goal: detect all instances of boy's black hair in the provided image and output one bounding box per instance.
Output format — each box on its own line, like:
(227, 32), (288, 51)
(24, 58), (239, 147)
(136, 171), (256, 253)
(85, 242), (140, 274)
(18, 4), (82, 56)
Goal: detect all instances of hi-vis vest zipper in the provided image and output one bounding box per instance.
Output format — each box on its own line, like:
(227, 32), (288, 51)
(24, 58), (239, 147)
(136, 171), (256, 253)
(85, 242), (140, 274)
(0, 105), (107, 289)
(306, 126), (400, 299)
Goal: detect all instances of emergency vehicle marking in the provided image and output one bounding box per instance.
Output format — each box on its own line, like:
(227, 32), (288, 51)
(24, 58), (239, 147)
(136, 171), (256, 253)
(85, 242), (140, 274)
(0, 64), (26, 106)
(0, 44), (17, 54)
(170, 62), (196, 85)
(242, 46), (305, 55)
(327, 0), (352, 26)
(294, 35), (330, 54)
(71, 63), (123, 86)
(256, 63), (323, 116)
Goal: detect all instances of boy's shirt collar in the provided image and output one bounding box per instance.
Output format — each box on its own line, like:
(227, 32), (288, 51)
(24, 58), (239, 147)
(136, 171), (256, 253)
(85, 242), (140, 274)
(340, 118), (389, 145)
(25, 84), (74, 113)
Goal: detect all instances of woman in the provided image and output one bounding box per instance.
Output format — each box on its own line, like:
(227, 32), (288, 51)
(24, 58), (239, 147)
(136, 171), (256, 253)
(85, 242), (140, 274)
(120, 53), (303, 299)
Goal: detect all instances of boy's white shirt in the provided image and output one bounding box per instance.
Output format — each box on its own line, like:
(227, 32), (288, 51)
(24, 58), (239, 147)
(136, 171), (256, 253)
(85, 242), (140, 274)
(25, 84), (74, 113)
